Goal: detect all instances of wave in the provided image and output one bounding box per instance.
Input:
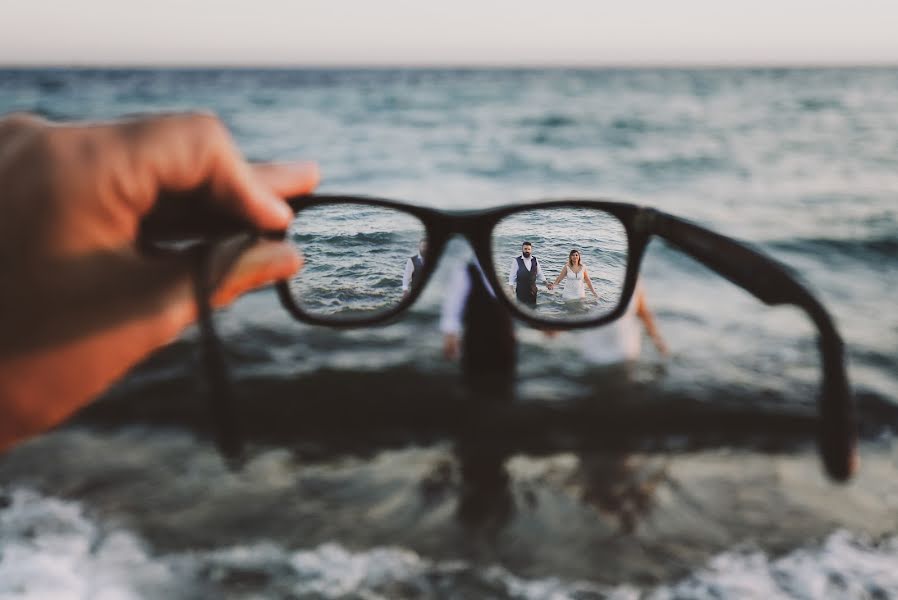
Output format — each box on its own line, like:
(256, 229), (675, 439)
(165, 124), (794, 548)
(3, 487), (898, 599)
(518, 114), (578, 128)
(797, 97), (844, 112)
(767, 234), (898, 264)
(646, 530), (898, 600)
(610, 117), (650, 133)
(291, 231), (402, 246)
(636, 154), (731, 178)
(78, 365), (898, 455)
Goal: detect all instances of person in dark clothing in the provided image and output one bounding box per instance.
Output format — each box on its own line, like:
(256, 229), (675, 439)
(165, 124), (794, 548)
(441, 260), (516, 528)
(402, 238), (427, 297)
(442, 261), (516, 385)
(507, 241), (549, 308)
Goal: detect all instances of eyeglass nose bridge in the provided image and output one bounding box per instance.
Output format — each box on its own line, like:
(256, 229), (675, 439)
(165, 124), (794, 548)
(419, 210), (503, 281)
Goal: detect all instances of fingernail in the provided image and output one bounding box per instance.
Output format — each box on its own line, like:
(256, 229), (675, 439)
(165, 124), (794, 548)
(244, 240), (301, 274)
(213, 241), (301, 308)
(287, 160), (321, 189)
(258, 187), (294, 227)
(286, 160), (320, 176)
(273, 196), (294, 222)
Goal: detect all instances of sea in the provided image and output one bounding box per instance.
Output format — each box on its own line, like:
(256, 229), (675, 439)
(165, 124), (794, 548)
(0, 67), (897, 599)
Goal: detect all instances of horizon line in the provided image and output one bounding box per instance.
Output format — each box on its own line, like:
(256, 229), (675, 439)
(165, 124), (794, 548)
(3, 60), (898, 70)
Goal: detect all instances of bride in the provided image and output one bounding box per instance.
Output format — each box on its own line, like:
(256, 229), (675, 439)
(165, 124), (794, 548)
(549, 249), (599, 302)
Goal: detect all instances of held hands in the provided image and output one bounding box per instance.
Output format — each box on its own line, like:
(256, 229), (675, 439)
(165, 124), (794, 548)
(0, 112), (319, 452)
(443, 333), (460, 361)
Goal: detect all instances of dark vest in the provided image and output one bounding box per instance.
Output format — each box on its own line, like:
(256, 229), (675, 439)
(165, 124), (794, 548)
(515, 256), (539, 306)
(462, 262), (516, 390)
(409, 255), (423, 288)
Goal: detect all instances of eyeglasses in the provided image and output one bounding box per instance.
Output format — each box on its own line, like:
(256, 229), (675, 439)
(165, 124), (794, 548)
(140, 194), (858, 482)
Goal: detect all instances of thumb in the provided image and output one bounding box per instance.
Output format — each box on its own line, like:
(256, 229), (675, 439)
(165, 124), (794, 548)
(209, 238), (303, 309)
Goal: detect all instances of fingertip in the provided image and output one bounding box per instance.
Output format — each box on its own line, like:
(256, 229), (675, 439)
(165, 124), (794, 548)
(250, 185), (295, 231)
(287, 160), (320, 193)
(253, 160), (321, 198)
(212, 240), (301, 308)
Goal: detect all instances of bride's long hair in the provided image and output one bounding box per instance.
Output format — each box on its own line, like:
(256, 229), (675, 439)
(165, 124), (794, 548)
(568, 249), (581, 267)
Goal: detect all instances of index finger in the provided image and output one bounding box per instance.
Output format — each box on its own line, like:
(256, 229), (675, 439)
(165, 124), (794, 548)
(117, 113), (312, 231)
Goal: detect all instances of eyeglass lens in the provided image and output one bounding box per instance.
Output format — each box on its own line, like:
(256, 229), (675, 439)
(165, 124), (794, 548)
(491, 207), (628, 323)
(287, 202), (428, 321)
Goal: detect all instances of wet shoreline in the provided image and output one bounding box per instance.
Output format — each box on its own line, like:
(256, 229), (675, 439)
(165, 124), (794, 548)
(2, 427), (897, 588)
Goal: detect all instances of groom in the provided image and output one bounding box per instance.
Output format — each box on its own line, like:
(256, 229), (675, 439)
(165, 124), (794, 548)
(507, 241), (549, 308)
(402, 237), (427, 297)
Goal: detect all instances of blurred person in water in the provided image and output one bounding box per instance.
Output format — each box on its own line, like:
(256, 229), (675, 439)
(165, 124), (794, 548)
(441, 259), (669, 531)
(0, 112), (319, 453)
(401, 238), (427, 298)
(441, 260), (515, 385)
(439, 259), (667, 528)
(442, 262), (668, 371)
(439, 259), (516, 527)
(578, 280), (668, 365)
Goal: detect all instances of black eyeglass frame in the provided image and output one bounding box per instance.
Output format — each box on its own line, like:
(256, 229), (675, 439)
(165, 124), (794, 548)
(138, 193), (857, 482)
(275, 194), (855, 482)
(276, 195), (644, 331)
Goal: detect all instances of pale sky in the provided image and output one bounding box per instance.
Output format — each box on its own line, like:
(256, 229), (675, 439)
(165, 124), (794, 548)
(3, 0), (898, 66)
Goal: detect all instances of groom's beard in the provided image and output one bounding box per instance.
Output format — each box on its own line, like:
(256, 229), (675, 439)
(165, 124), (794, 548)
(522, 252), (531, 258)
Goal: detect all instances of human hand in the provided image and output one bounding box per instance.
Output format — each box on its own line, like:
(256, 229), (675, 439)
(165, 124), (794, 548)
(443, 333), (460, 361)
(0, 112), (319, 452)
(547, 283), (554, 290)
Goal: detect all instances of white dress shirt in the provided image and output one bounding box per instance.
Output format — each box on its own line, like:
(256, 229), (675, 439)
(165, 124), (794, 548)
(402, 254), (424, 292)
(507, 255), (547, 287)
(440, 261), (495, 335)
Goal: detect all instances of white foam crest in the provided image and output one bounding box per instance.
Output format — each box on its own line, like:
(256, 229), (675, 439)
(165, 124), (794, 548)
(288, 543), (428, 596)
(4, 487), (898, 599)
(648, 529), (898, 600)
(0, 488), (173, 600)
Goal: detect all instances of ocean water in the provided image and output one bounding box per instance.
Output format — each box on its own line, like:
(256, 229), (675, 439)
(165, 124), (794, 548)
(1, 68), (897, 598)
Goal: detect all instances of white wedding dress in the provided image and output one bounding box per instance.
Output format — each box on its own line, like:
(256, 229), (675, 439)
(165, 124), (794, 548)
(562, 268), (586, 301)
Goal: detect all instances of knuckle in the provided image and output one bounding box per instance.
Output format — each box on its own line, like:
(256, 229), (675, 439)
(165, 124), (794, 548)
(40, 126), (104, 177)
(0, 111), (47, 132)
(188, 111), (228, 142)
(13, 119), (58, 164)
(183, 112), (235, 168)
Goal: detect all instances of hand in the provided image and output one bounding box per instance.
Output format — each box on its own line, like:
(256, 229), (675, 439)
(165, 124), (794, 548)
(443, 333), (460, 361)
(0, 112), (319, 452)
(547, 283), (555, 290)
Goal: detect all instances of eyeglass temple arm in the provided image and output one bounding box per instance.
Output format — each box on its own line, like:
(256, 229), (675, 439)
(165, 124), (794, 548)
(645, 210), (857, 481)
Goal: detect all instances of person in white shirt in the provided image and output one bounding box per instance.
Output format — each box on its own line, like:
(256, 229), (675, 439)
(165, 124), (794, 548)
(401, 238), (427, 297)
(508, 241), (550, 308)
(439, 259), (516, 527)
